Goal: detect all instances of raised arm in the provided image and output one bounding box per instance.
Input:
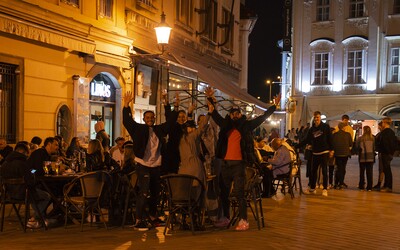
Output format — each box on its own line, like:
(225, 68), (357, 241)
(122, 91), (139, 137)
(247, 93), (281, 131)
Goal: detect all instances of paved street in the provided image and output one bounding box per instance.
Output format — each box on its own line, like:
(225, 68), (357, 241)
(1, 156), (400, 250)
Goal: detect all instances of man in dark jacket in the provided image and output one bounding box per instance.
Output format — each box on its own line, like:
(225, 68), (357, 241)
(27, 137), (59, 176)
(376, 117), (398, 192)
(1, 142), (51, 228)
(206, 87), (279, 231)
(123, 91), (178, 231)
(297, 111), (333, 197)
(332, 122), (353, 189)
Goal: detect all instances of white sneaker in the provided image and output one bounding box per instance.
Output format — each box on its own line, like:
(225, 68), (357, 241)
(322, 189), (328, 197)
(235, 219), (249, 231)
(304, 188), (316, 194)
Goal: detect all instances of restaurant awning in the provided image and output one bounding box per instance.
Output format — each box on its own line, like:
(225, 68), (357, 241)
(171, 56), (270, 111)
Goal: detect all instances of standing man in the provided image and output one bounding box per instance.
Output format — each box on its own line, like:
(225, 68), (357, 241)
(206, 87), (280, 231)
(332, 122), (353, 189)
(297, 111), (333, 197)
(123, 91), (178, 231)
(333, 114), (354, 187)
(376, 117), (397, 192)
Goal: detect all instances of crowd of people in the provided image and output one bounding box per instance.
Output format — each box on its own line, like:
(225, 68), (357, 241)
(1, 88), (399, 233)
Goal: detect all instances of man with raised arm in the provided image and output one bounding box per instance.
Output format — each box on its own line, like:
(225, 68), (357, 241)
(122, 91), (178, 231)
(205, 87), (280, 231)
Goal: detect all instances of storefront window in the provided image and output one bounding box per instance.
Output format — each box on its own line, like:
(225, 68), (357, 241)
(168, 73), (195, 110)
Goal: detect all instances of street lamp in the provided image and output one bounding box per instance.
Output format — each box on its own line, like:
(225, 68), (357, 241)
(265, 80), (273, 103)
(154, 0), (171, 54)
(129, 0), (171, 59)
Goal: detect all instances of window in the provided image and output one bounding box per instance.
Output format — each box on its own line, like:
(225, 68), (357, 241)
(349, 0), (365, 18)
(0, 63), (17, 143)
(61, 0), (79, 7)
(176, 0), (193, 27)
(389, 48), (400, 82)
(347, 50), (363, 84)
(99, 0), (113, 19)
(199, 0), (218, 43)
(316, 0), (330, 21)
(394, 0), (400, 14)
(137, 0), (153, 7)
(313, 53), (329, 85)
(220, 8), (233, 51)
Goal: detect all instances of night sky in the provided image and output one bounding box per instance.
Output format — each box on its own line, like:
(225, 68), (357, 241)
(245, 0), (284, 103)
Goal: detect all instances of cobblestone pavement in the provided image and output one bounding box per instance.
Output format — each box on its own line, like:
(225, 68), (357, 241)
(1, 157), (400, 250)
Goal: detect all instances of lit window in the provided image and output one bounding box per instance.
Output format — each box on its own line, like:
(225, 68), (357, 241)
(349, 0), (365, 18)
(316, 0), (330, 21)
(347, 50), (363, 84)
(176, 0), (193, 27)
(389, 48), (400, 82)
(99, 0), (113, 19)
(313, 53), (329, 85)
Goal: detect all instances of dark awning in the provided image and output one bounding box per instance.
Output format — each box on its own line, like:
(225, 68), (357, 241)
(170, 56), (270, 111)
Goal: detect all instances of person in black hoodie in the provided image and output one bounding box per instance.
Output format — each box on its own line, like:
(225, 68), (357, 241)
(297, 111), (333, 197)
(0, 142), (51, 228)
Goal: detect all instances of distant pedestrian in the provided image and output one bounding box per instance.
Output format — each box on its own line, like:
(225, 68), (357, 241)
(332, 122), (353, 189)
(375, 117), (397, 192)
(356, 126), (375, 191)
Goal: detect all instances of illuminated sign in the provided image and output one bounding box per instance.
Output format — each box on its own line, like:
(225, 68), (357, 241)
(90, 81), (111, 98)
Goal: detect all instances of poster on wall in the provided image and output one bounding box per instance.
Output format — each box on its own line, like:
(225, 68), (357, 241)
(135, 64), (153, 105)
(74, 77), (90, 145)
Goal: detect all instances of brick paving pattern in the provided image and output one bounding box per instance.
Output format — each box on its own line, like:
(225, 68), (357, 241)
(1, 157), (400, 250)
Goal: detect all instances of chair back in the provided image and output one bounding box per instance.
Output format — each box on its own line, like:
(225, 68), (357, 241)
(79, 172), (106, 199)
(161, 174), (205, 207)
(1, 178), (27, 202)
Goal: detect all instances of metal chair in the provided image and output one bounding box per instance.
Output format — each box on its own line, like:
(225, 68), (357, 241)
(0, 177), (47, 232)
(63, 171), (109, 231)
(161, 174), (206, 235)
(272, 162), (295, 199)
(121, 171), (138, 228)
(229, 166), (265, 230)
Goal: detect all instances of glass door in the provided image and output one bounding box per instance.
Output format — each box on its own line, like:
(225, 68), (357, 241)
(90, 104), (114, 142)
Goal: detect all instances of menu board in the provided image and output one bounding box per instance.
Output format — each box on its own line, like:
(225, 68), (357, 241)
(74, 77), (90, 144)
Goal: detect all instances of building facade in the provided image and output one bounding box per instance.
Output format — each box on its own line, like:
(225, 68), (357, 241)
(0, 0), (264, 145)
(286, 0), (400, 136)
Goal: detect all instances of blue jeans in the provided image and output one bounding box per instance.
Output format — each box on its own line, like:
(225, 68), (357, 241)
(135, 164), (161, 220)
(219, 160), (247, 220)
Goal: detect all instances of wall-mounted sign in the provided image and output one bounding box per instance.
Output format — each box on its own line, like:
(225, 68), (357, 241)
(89, 74), (116, 102)
(91, 80), (111, 98)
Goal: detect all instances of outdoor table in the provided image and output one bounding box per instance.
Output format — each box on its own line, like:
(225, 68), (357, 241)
(38, 173), (81, 225)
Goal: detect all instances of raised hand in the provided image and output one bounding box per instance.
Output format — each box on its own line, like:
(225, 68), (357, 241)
(161, 89), (168, 105)
(273, 93), (282, 106)
(207, 99), (214, 113)
(205, 86), (214, 98)
(124, 91), (134, 108)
